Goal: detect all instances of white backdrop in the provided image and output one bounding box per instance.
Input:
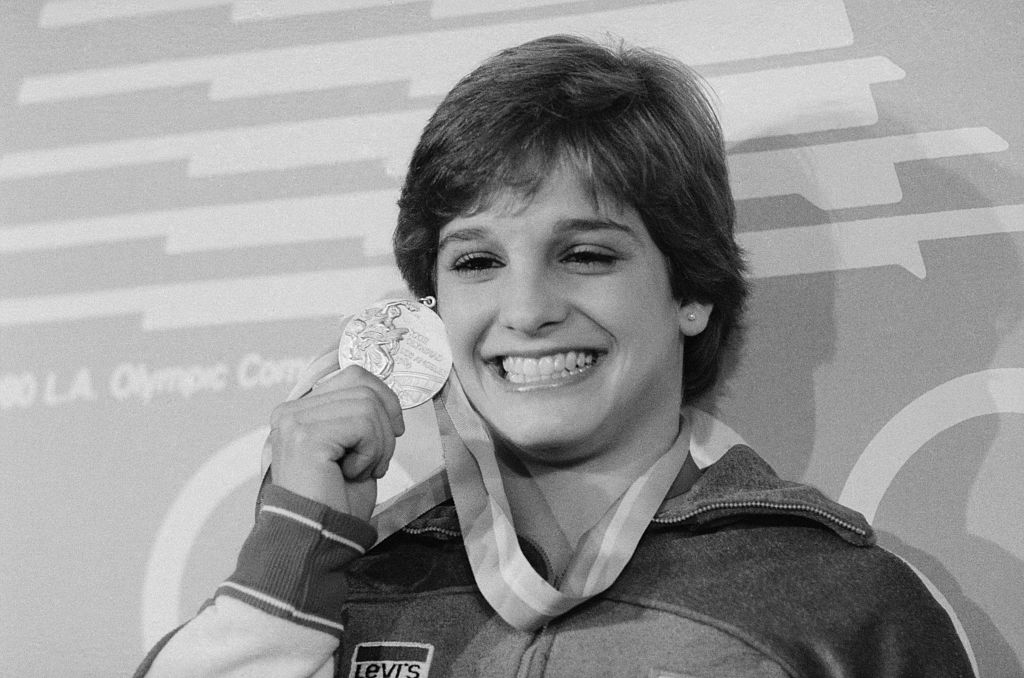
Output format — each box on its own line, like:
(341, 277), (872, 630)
(1, 1), (1022, 676)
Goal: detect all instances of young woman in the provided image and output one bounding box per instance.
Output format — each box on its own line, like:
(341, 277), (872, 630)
(136, 36), (973, 677)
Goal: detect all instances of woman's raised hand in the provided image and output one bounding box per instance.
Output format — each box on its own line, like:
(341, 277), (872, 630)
(267, 365), (405, 522)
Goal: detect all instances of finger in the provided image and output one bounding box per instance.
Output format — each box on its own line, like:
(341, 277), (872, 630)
(282, 411), (391, 483)
(316, 365), (405, 435)
(271, 394), (392, 463)
(323, 401), (395, 481)
(371, 424), (398, 479)
(281, 383), (404, 443)
(339, 414), (395, 481)
(285, 386), (393, 424)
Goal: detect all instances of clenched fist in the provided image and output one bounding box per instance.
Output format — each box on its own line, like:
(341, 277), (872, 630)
(267, 365), (405, 521)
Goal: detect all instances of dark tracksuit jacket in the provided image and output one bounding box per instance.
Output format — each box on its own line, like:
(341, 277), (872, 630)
(136, 446), (974, 677)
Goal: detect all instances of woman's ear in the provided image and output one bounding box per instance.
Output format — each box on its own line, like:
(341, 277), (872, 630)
(678, 302), (713, 337)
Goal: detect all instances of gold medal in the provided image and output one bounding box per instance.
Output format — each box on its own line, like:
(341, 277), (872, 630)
(338, 298), (452, 409)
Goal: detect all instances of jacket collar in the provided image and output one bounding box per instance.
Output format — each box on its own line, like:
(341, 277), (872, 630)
(402, 445), (874, 547)
(654, 445), (875, 546)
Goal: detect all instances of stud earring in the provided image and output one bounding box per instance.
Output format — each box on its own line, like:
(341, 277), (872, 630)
(686, 312), (697, 322)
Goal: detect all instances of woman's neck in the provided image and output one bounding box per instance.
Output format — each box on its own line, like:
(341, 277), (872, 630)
(493, 416), (692, 576)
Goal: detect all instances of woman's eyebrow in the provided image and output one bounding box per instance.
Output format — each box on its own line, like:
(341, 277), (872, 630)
(437, 227), (487, 253)
(437, 218), (641, 253)
(555, 218), (643, 241)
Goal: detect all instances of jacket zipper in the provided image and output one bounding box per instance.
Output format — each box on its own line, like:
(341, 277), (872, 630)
(401, 525), (461, 538)
(651, 499), (868, 537)
(403, 501), (868, 538)
(520, 622), (553, 678)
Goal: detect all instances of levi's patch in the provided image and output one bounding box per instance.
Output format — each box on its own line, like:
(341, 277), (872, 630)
(349, 641), (434, 678)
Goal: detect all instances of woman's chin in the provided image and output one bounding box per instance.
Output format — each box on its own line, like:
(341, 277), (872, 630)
(487, 417), (607, 467)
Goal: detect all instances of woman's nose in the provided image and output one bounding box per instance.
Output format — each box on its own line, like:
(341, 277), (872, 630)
(496, 266), (569, 335)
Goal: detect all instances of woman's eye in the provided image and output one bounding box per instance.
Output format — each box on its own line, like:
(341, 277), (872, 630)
(562, 248), (618, 269)
(451, 253), (501, 274)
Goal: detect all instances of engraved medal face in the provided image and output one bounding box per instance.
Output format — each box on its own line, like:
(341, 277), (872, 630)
(338, 298), (452, 409)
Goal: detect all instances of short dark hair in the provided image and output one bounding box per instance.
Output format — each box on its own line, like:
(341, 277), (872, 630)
(394, 34), (747, 401)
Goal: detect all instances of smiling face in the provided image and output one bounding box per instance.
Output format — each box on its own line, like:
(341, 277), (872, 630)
(435, 166), (709, 466)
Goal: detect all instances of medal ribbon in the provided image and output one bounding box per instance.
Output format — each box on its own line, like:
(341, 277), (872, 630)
(434, 375), (692, 630)
(275, 348), (697, 631)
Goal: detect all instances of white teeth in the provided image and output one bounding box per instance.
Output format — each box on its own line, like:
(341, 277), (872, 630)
(500, 351), (598, 384)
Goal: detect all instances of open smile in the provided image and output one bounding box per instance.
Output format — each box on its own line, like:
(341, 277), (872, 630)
(494, 350), (602, 385)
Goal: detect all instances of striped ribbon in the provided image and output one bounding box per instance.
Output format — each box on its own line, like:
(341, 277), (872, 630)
(273, 348), (696, 631)
(434, 377), (692, 630)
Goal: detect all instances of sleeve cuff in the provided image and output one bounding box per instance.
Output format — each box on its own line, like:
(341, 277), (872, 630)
(217, 484), (378, 637)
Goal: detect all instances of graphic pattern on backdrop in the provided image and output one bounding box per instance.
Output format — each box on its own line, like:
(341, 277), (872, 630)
(1, 1), (1021, 675)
